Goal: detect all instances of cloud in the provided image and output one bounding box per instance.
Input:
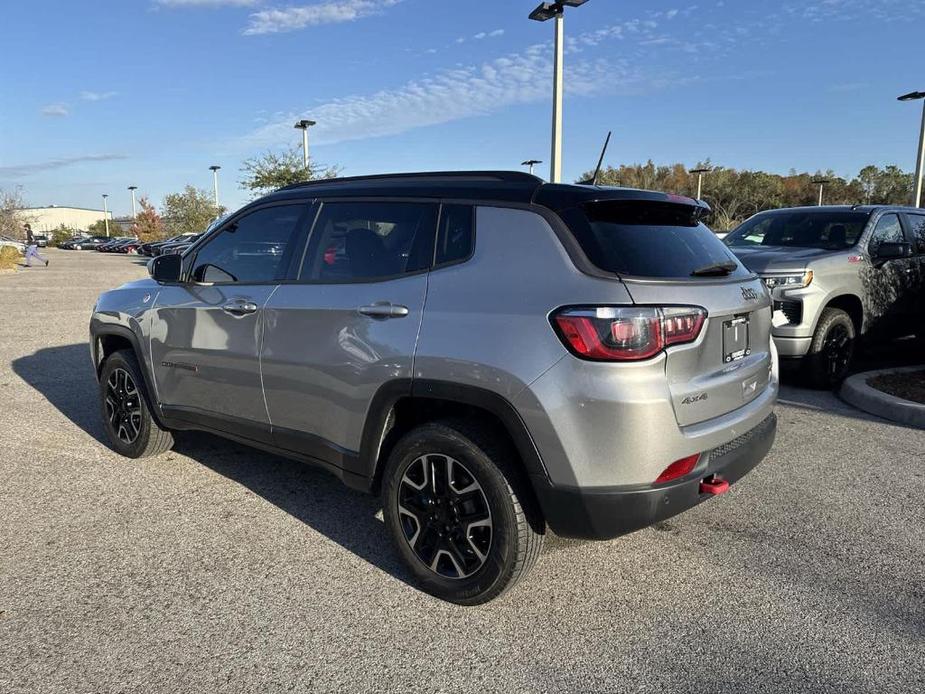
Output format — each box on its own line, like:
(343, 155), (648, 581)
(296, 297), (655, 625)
(243, 0), (402, 35)
(0, 154), (129, 179)
(40, 104), (69, 118)
(240, 44), (650, 148)
(80, 90), (118, 102)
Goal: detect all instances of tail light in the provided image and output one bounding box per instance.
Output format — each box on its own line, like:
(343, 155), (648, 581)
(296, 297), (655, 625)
(552, 306), (706, 361)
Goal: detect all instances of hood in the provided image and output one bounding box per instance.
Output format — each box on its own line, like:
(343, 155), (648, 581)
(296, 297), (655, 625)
(117, 277), (158, 291)
(727, 245), (840, 273)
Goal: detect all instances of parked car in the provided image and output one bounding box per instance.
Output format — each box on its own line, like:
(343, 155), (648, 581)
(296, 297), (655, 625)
(725, 205), (925, 387)
(32, 233), (48, 248)
(90, 171), (778, 604)
(97, 238), (137, 252)
(0, 235), (26, 253)
(156, 234), (202, 256)
(66, 236), (109, 250)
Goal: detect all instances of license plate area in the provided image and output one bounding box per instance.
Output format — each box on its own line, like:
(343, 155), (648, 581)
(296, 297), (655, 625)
(723, 315), (751, 363)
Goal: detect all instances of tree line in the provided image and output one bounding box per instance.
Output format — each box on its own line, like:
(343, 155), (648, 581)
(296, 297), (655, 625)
(577, 161), (917, 230)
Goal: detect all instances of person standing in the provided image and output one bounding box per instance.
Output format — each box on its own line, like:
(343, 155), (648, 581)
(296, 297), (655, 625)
(23, 224), (48, 267)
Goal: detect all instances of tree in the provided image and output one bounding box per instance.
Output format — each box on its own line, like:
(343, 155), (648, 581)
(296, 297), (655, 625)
(162, 185), (221, 236)
(0, 188), (33, 240)
(575, 161), (915, 230)
(240, 148), (340, 198)
(131, 196), (166, 242)
(87, 219), (112, 236)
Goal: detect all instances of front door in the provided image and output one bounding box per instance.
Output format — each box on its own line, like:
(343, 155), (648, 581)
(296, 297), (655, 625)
(261, 200), (438, 473)
(860, 213), (916, 337)
(149, 203), (310, 437)
(902, 212), (925, 337)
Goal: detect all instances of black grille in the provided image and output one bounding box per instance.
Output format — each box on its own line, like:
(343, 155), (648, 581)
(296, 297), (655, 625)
(773, 300), (802, 325)
(707, 413), (776, 462)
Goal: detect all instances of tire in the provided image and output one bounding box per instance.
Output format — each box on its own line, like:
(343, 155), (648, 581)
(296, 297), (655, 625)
(803, 308), (856, 389)
(382, 420), (544, 605)
(99, 349), (174, 458)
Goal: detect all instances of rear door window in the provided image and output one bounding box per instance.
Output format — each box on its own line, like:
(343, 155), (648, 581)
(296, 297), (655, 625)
(300, 201), (438, 282)
(560, 200), (749, 279)
(435, 204), (474, 265)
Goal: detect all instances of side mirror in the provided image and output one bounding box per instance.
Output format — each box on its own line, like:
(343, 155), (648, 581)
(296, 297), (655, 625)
(148, 254), (182, 283)
(871, 241), (912, 262)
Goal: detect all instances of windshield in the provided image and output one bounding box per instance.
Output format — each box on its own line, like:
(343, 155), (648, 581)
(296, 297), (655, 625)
(560, 200), (750, 279)
(725, 211), (869, 250)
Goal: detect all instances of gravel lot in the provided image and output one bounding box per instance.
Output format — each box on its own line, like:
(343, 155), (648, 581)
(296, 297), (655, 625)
(1, 250), (923, 693)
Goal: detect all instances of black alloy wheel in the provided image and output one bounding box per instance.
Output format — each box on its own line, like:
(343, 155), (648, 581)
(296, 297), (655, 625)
(397, 454), (493, 579)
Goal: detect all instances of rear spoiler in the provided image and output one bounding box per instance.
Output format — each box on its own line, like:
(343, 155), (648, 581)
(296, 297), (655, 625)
(533, 184), (712, 220)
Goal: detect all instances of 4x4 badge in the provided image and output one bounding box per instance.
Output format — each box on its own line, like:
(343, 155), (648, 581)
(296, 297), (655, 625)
(741, 287), (759, 302)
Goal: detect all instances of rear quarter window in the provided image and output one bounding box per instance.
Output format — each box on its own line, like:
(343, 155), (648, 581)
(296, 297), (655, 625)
(560, 200), (749, 279)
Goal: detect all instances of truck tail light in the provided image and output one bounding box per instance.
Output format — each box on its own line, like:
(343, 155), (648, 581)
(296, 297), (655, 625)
(552, 306), (706, 361)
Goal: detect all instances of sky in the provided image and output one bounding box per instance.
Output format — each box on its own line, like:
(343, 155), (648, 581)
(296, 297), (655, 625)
(1, 0), (922, 216)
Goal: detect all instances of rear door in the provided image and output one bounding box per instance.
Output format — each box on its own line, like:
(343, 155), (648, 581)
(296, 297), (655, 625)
(560, 199), (772, 427)
(901, 211), (925, 335)
(149, 203), (310, 437)
(260, 199), (438, 467)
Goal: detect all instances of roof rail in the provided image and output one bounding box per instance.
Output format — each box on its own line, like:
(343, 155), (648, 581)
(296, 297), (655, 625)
(277, 170), (543, 191)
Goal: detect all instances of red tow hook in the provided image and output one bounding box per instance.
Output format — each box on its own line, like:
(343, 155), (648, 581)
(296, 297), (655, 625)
(699, 474), (730, 496)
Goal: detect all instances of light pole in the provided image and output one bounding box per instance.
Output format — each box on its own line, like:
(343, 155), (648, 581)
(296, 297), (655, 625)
(522, 159), (542, 176)
(529, 1), (589, 184)
(209, 165), (221, 209)
(128, 186), (138, 219)
(102, 194), (110, 237)
(690, 167), (711, 200)
(294, 119), (316, 170)
(898, 91), (925, 207)
(812, 178), (830, 206)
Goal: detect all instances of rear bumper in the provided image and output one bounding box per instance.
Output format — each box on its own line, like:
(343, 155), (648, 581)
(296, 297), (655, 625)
(533, 412), (777, 540)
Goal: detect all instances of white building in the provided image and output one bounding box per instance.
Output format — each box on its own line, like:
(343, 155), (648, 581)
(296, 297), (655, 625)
(15, 206), (112, 233)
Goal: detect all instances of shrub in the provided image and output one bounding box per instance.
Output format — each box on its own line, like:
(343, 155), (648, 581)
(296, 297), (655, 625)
(0, 245), (21, 271)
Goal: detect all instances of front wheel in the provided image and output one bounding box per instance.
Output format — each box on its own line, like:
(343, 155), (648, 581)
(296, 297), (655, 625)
(382, 420), (544, 605)
(804, 307), (856, 389)
(99, 350), (174, 458)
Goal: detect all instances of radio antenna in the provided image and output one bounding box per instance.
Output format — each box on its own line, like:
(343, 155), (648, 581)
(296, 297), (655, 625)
(591, 131), (612, 186)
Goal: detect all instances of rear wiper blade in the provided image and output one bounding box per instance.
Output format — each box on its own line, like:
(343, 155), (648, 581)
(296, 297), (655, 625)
(691, 261), (738, 277)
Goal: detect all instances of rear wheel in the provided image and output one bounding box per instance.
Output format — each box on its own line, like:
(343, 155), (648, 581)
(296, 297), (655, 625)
(382, 420), (544, 605)
(804, 308), (855, 389)
(99, 350), (174, 458)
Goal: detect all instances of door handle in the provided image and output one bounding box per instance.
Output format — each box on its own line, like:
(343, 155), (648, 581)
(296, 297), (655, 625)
(222, 300), (259, 316)
(358, 303), (410, 319)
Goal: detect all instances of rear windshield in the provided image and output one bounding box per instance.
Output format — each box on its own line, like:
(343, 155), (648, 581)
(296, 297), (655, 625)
(725, 211), (869, 250)
(560, 200), (749, 279)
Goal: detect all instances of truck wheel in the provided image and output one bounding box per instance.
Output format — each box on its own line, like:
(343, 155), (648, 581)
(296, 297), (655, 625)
(99, 350), (174, 458)
(382, 420), (544, 605)
(804, 308), (855, 389)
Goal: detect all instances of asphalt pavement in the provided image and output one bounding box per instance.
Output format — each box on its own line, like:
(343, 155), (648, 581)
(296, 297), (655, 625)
(1, 250), (922, 693)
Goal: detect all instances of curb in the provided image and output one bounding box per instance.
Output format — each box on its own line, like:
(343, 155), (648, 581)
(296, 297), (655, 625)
(839, 366), (925, 429)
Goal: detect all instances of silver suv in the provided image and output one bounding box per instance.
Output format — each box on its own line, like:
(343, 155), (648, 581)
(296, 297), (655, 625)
(90, 172), (778, 604)
(725, 206), (925, 387)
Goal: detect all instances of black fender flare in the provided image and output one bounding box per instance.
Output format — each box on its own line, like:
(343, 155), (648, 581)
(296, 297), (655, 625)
(90, 320), (167, 430)
(352, 379), (550, 485)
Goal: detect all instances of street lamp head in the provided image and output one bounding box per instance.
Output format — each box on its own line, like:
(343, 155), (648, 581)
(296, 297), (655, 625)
(529, 1), (587, 21)
(522, 159), (542, 166)
(897, 91), (925, 102)
(127, 185), (137, 191)
(209, 165), (221, 172)
(812, 178), (830, 185)
(690, 167), (711, 175)
(102, 193), (109, 199)
(294, 119), (317, 130)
